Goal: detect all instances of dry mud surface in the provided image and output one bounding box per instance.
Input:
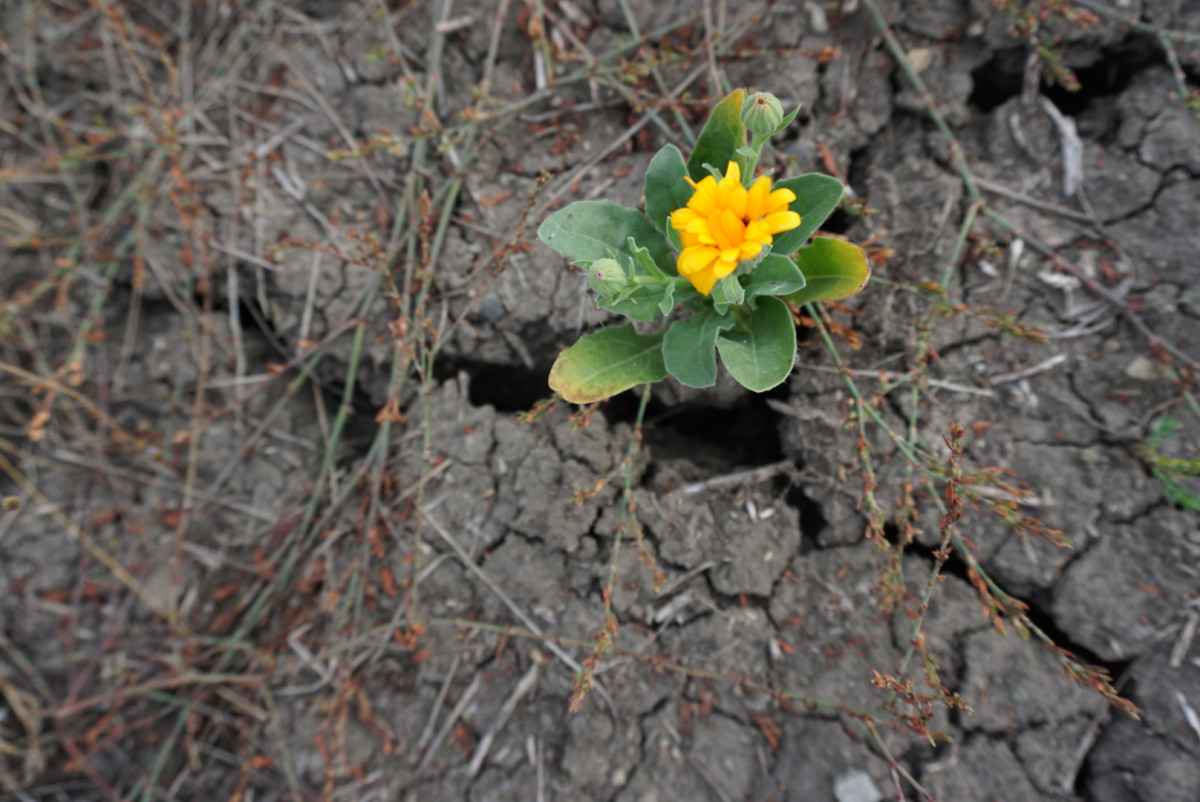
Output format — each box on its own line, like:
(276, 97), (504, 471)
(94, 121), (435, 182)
(2, 1), (1200, 801)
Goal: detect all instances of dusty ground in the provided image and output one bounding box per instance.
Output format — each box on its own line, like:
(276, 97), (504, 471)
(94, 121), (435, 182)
(1, 0), (1199, 800)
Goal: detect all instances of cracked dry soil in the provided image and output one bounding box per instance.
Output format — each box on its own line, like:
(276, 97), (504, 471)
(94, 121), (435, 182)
(2, 0), (1199, 800)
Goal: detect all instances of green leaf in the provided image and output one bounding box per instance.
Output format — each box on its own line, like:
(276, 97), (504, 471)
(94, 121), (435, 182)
(773, 106), (801, 135)
(657, 278), (677, 316)
(600, 284), (669, 321)
(783, 237), (871, 305)
(644, 145), (691, 245)
(538, 200), (675, 276)
(600, 277), (700, 320)
(671, 280), (702, 311)
(768, 173), (846, 256)
(687, 88), (745, 183)
(630, 237), (667, 280)
(717, 296), (797, 392)
(710, 273), (745, 315)
(743, 253), (806, 307)
(549, 324), (667, 403)
(663, 307), (735, 388)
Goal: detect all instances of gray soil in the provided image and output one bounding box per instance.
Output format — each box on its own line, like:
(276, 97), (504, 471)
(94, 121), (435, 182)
(1, 1), (1199, 801)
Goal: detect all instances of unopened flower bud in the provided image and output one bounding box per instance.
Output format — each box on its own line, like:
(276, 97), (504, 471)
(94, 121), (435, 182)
(587, 258), (627, 296)
(741, 91), (784, 137)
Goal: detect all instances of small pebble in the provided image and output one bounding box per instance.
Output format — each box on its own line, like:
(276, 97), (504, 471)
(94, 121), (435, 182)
(478, 295), (507, 324)
(907, 48), (934, 74)
(804, 1), (829, 33)
(1125, 356), (1158, 382)
(834, 770), (883, 802)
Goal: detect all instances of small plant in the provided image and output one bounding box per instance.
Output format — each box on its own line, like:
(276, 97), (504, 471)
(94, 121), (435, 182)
(1134, 417), (1200, 513)
(538, 89), (870, 402)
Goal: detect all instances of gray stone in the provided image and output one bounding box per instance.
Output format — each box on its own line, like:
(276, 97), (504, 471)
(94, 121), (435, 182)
(834, 770), (883, 802)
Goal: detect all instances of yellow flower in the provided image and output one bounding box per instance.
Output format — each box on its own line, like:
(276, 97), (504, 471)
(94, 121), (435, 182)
(669, 161), (801, 295)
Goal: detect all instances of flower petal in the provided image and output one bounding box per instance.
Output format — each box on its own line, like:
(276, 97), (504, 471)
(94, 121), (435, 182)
(712, 255), (740, 280)
(718, 208), (746, 246)
(745, 176), (771, 221)
(685, 217), (716, 245)
(670, 207), (700, 233)
(745, 218), (770, 243)
(763, 210), (801, 235)
(687, 176), (720, 216)
(688, 265), (719, 296)
(670, 160), (795, 292)
(739, 239), (763, 259)
(764, 186), (796, 214)
(723, 160), (741, 185)
(706, 213), (733, 250)
(678, 245), (719, 277)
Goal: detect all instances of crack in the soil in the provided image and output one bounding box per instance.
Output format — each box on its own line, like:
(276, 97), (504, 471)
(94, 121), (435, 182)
(900, 525), (1130, 684)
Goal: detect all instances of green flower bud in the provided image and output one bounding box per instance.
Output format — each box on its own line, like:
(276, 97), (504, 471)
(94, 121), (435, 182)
(740, 92), (784, 137)
(586, 258), (627, 296)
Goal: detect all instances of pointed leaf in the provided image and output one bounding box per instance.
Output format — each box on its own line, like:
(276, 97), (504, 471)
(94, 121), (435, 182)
(663, 308), (735, 388)
(630, 237), (667, 279)
(710, 273), (745, 316)
(657, 279), (677, 316)
(717, 297), (796, 392)
(772, 106), (801, 135)
(538, 200), (675, 275)
(767, 173), (846, 256)
(599, 284), (670, 321)
(743, 254), (806, 307)
(687, 89), (746, 182)
(783, 237), (871, 305)
(600, 278), (699, 320)
(549, 324), (667, 403)
(645, 144), (691, 245)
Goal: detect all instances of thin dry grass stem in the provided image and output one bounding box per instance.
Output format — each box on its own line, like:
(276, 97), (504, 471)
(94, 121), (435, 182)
(436, 616), (839, 716)
(570, 384), (661, 713)
(972, 175), (1094, 223)
(820, 309), (1135, 709)
(807, 291), (1135, 742)
(538, 61), (709, 210)
(1067, 0), (1200, 43)
(423, 511), (618, 716)
(0, 362), (144, 448)
(465, 660), (540, 777)
(863, 0), (1198, 384)
(9, 0), (1171, 796)
(983, 205), (1200, 376)
(817, 0), (1179, 730)
(0, 449), (182, 630)
(878, 204), (980, 614)
(614, 0), (702, 141)
(862, 719), (937, 802)
(932, 467), (1138, 717)
(1155, 32), (1199, 113)
(881, 424), (973, 744)
(0, 3), (397, 795)
(875, 278), (1052, 348)
(808, 306), (892, 550)
(416, 671), (482, 774)
(364, 155), (551, 632)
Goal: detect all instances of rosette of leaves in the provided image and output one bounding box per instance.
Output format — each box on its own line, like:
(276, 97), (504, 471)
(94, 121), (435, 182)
(538, 89), (870, 403)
